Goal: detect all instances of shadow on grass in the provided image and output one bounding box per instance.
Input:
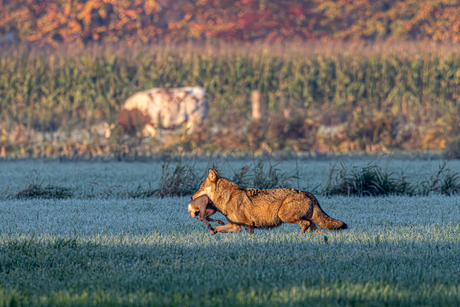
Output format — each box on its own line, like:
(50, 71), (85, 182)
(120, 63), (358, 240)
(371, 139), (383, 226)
(0, 235), (458, 306)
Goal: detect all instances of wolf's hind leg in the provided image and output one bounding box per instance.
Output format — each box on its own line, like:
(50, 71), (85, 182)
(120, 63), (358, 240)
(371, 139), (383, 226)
(279, 201), (317, 235)
(295, 219), (322, 235)
(302, 219), (322, 235)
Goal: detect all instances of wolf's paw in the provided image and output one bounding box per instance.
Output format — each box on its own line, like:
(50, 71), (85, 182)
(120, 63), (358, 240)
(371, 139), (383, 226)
(210, 229), (217, 235)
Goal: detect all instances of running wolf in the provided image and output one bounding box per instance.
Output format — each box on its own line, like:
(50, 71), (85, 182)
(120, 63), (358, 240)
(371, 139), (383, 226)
(191, 169), (347, 235)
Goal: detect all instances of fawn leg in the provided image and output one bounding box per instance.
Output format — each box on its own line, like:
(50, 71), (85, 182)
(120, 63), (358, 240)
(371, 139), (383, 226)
(199, 216), (215, 233)
(207, 217), (225, 225)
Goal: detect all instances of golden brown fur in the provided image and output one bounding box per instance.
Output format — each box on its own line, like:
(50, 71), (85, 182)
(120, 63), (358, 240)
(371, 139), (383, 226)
(191, 169), (347, 235)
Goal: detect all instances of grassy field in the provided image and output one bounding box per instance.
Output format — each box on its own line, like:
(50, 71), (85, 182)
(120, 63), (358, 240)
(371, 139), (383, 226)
(0, 159), (459, 306)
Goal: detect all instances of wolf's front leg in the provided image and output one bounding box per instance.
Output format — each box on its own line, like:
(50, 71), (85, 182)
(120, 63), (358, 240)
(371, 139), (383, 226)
(210, 223), (242, 235)
(207, 217), (225, 225)
(244, 226), (255, 234)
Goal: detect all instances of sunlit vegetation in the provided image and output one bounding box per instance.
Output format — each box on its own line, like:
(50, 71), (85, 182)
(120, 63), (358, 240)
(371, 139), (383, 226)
(3, 0), (460, 45)
(1, 43), (460, 156)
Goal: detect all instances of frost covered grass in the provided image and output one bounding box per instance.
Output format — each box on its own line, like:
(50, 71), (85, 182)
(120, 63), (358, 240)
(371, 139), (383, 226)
(0, 194), (459, 306)
(2, 158), (460, 198)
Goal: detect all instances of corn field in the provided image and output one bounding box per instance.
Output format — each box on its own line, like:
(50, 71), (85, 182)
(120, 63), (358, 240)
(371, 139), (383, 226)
(1, 43), (460, 155)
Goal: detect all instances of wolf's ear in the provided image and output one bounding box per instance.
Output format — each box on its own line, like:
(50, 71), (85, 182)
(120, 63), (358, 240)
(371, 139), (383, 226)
(208, 169), (219, 182)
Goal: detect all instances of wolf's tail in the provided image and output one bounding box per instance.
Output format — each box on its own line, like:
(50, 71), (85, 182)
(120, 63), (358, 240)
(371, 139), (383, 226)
(313, 205), (348, 230)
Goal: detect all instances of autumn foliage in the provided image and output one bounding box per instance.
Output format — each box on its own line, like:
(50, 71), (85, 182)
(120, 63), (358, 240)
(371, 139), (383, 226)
(3, 0), (460, 46)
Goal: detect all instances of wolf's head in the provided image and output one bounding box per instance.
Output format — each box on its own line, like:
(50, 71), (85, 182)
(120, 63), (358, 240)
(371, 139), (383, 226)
(192, 169), (220, 201)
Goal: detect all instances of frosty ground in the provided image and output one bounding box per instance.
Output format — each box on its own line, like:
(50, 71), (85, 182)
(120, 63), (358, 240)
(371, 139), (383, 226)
(0, 159), (459, 306)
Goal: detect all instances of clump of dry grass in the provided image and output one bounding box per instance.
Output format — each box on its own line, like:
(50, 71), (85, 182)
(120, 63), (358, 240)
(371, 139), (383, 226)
(230, 158), (297, 189)
(321, 162), (414, 197)
(419, 161), (460, 196)
(321, 160), (460, 197)
(14, 179), (74, 199)
(155, 161), (200, 198)
(126, 183), (156, 199)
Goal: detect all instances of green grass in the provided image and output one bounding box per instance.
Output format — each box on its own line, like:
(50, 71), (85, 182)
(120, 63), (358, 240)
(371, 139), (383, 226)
(0, 195), (459, 306)
(0, 159), (459, 305)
